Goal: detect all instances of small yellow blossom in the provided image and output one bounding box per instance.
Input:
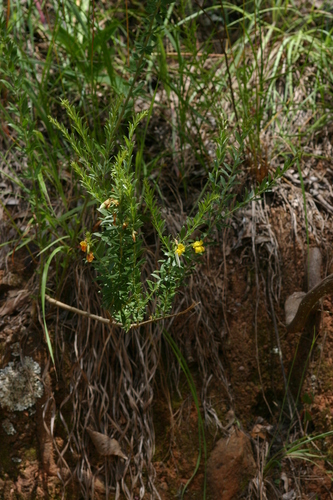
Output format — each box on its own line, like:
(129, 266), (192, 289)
(175, 243), (186, 257)
(192, 240), (205, 254)
(86, 252), (94, 263)
(80, 240), (88, 253)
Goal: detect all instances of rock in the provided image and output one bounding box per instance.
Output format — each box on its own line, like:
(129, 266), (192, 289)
(207, 429), (256, 500)
(0, 357), (43, 411)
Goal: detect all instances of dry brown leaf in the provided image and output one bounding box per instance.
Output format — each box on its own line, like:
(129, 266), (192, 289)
(0, 290), (30, 316)
(250, 423), (273, 440)
(0, 272), (24, 290)
(87, 428), (127, 460)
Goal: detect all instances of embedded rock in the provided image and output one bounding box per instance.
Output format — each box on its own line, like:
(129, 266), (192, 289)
(0, 357), (43, 411)
(207, 429), (256, 500)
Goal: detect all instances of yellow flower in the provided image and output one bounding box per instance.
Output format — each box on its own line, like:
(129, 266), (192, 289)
(86, 252), (94, 263)
(192, 240), (205, 254)
(80, 240), (87, 253)
(175, 243), (186, 257)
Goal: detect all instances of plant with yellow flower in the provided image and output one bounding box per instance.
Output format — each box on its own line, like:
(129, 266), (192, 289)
(175, 243), (185, 256)
(192, 240), (205, 254)
(79, 240), (87, 253)
(79, 232), (94, 263)
(50, 100), (282, 332)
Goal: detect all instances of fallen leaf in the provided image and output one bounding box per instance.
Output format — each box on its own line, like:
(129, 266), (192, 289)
(250, 423), (273, 440)
(0, 290), (30, 316)
(87, 428), (127, 460)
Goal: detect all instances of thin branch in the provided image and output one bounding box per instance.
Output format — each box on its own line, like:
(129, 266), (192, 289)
(125, 0), (130, 67)
(193, 0), (241, 136)
(114, 1), (161, 134)
(45, 294), (199, 329)
(151, 52), (225, 58)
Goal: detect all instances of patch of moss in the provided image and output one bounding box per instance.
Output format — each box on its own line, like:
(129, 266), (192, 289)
(24, 447), (37, 462)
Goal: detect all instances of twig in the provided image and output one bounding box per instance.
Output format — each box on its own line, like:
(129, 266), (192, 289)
(125, 0), (130, 67)
(252, 200), (274, 420)
(151, 52), (225, 58)
(267, 269), (295, 421)
(114, 1), (161, 134)
(193, 0), (241, 137)
(6, 0), (10, 29)
(45, 294), (199, 329)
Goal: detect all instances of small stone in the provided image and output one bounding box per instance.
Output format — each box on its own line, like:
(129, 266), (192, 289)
(207, 429), (257, 500)
(10, 342), (20, 357)
(2, 418), (16, 435)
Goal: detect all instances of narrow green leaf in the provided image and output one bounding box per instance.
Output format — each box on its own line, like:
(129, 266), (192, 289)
(41, 246), (67, 364)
